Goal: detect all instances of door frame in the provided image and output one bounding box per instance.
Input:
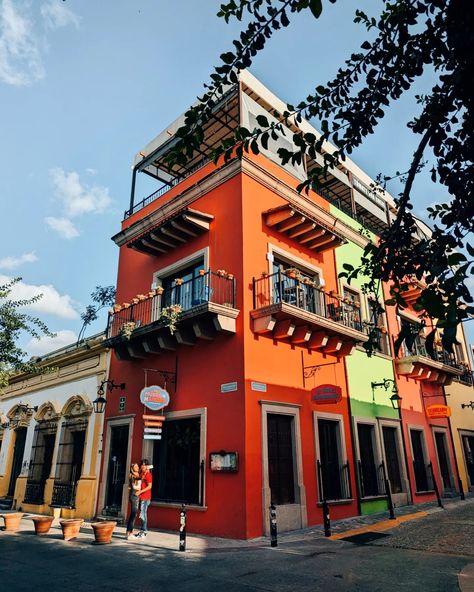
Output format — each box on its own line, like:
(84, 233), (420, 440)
(432, 426), (454, 491)
(98, 415), (134, 518)
(261, 402), (306, 535)
(377, 418), (410, 501)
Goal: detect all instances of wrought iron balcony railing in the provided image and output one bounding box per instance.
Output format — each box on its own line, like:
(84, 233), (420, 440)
(107, 270), (236, 340)
(399, 337), (461, 370)
(357, 461), (387, 498)
(23, 480), (46, 505)
(50, 481), (77, 509)
(253, 271), (364, 333)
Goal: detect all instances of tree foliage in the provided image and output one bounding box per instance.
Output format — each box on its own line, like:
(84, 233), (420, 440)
(166, 0), (473, 351)
(0, 277), (55, 388)
(77, 285), (116, 343)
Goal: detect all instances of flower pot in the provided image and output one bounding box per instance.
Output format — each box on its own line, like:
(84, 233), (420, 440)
(91, 521), (117, 545)
(1, 512), (24, 532)
(31, 515), (54, 536)
(60, 518), (83, 541)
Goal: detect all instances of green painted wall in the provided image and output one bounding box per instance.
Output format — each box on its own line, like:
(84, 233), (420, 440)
(361, 498), (389, 515)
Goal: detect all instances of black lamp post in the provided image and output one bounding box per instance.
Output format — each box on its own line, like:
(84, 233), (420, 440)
(93, 380), (126, 414)
(371, 379), (402, 410)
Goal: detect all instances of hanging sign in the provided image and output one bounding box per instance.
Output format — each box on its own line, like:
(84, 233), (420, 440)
(144, 434), (162, 440)
(140, 385), (170, 411)
(310, 384), (342, 405)
(426, 404), (451, 419)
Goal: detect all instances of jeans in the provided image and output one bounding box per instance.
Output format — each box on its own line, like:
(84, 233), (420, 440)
(139, 499), (151, 532)
(126, 494), (139, 533)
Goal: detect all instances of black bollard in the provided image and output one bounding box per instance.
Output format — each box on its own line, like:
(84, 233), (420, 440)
(322, 500), (331, 537)
(179, 505), (186, 552)
(270, 503), (278, 547)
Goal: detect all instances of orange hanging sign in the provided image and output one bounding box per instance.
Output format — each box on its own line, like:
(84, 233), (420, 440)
(426, 404), (451, 418)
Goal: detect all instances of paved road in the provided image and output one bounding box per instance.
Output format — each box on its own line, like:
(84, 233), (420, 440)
(1, 503), (473, 591)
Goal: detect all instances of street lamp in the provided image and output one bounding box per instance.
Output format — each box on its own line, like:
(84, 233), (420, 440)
(371, 379), (402, 410)
(461, 401), (474, 411)
(93, 380), (126, 414)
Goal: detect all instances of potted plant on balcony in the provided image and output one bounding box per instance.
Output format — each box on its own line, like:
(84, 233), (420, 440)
(59, 518), (84, 541)
(31, 515), (54, 535)
(285, 268), (301, 280)
(174, 278), (184, 286)
(0, 512), (24, 532)
(199, 269), (206, 276)
(120, 321), (136, 340)
(155, 286), (164, 296)
(90, 520), (117, 544)
(161, 304), (182, 335)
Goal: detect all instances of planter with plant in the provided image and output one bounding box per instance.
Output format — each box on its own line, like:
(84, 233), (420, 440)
(120, 321), (136, 340)
(161, 304), (183, 335)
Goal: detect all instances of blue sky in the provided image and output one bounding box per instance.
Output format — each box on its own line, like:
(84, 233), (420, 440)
(0, 0), (470, 356)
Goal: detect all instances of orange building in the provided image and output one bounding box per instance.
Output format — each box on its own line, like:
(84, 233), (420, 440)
(95, 72), (467, 538)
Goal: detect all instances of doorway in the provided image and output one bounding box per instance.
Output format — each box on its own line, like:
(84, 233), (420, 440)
(461, 433), (474, 489)
(434, 431), (454, 492)
(104, 424), (130, 515)
(8, 428), (27, 498)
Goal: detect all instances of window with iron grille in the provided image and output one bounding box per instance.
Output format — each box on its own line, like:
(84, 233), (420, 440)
(23, 421), (57, 505)
(50, 419), (87, 508)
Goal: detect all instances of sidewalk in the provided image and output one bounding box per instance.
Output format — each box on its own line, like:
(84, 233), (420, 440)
(5, 493), (474, 553)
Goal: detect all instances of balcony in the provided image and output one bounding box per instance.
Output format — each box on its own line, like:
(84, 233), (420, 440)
(106, 271), (239, 359)
(251, 271), (368, 356)
(396, 338), (464, 385)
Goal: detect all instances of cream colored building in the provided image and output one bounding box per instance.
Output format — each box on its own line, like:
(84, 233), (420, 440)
(445, 332), (474, 493)
(0, 334), (109, 519)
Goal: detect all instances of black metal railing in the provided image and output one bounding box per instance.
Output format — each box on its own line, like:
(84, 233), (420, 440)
(412, 460), (434, 493)
(50, 482), (77, 508)
(253, 270), (364, 333)
(23, 480), (46, 505)
(107, 270), (236, 339)
(317, 460), (351, 502)
(455, 369), (474, 386)
(125, 157), (211, 218)
(400, 337), (461, 370)
(357, 461), (387, 498)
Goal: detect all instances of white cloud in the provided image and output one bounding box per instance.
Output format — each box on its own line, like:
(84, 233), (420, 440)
(41, 0), (80, 31)
(0, 274), (79, 319)
(45, 168), (112, 239)
(0, 251), (37, 270)
(26, 329), (78, 356)
(45, 216), (79, 239)
(0, 0), (44, 85)
(86, 168), (98, 175)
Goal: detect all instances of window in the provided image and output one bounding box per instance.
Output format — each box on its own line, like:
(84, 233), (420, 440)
(342, 287), (362, 331)
(316, 418), (351, 501)
(161, 259), (206, 310)
(272, 258), (322, 315)
(24, 421), (58, 504)
(381, 426), (403, 494)
(51, 419), (87, 508)
(368, 299), (390, 355)
(357, 423), (384, 497)
(152, 417), (203, 505)
(267, 413), (295, 505)
(410, 429), (431, 492)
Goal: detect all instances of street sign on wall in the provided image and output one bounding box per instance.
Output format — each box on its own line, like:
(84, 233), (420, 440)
(310, 384), (342, 405)
(426, 404), (451, 418)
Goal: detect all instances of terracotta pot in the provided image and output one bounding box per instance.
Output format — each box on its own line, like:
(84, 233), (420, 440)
(31, 515), (54, 536)
(59, 518), (83, 541)
(91, 521), (117, 545)
(1, 512), (24, 532)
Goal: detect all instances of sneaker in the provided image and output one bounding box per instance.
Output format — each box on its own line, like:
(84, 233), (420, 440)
(134, 531), (147, 539)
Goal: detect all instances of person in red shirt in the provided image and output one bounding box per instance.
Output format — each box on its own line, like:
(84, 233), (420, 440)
(135, 458), (153, 538)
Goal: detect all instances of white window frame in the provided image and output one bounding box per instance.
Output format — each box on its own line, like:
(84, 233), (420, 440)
(313, 411), (349, 502)
(152, 247), (209, 289)
(267, 244), (324, 286)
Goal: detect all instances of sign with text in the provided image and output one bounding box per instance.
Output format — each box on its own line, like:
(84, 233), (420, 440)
(426, 404), (451, 419)
(310, 384), (342, 406)
(209, 451), (239, 472)
(140, 385), (170, 411)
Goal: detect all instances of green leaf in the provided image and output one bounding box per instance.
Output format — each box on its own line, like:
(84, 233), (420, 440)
(256, 114), (269, 127)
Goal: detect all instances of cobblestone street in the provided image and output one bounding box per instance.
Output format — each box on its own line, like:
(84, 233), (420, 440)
(1, 499), (474, 591)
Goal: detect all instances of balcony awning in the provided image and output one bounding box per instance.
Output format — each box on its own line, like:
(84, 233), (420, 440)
(263, 204), (347, 253)
(127, 208), (214, 255)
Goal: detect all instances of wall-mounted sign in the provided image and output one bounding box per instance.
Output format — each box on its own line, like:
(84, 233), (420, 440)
(140, 386), (170, 411)
(220, 382), (238, 393)
(144, 434), (162, 440)
(119, 396), (126, 413)
(426, 404), (451, 419)
(251, 381), (267, 392)
(310, 384), (342, 405)
(209, 451), (239, 472)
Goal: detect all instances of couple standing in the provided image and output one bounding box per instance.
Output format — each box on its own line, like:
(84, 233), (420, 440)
(126, 458), (152, 539)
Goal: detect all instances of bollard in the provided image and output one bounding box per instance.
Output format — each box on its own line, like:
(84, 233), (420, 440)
(459, 477), (465, 501)
(322, 500), (331, 537)
(269, 503), (278, 547)
(179, 505), (186, 552)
